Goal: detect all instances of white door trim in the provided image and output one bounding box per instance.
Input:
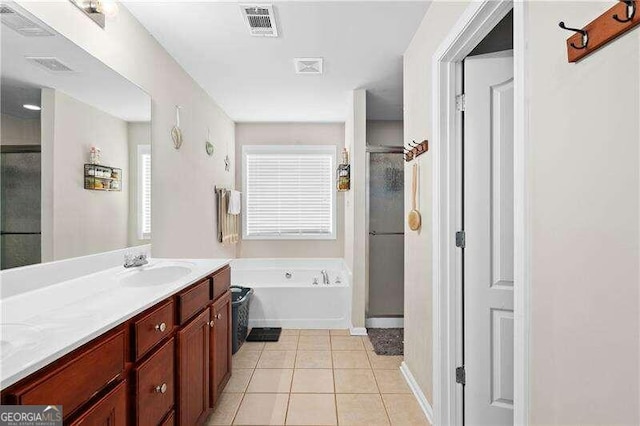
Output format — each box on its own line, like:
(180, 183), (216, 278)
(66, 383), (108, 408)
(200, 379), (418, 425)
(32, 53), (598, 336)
(431, 1), (530, 425)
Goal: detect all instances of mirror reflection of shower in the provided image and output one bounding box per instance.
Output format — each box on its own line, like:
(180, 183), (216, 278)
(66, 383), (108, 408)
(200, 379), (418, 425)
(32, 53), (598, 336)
(1, 86), (42, 269)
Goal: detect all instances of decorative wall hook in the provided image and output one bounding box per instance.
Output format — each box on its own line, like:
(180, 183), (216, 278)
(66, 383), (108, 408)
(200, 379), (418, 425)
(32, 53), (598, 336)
(613, 0), (636, 22)
(404, 140), (429, 162)
(171, 106), (184, 150)
(561, 0), (640, 62)
(559, 21), (589, 49)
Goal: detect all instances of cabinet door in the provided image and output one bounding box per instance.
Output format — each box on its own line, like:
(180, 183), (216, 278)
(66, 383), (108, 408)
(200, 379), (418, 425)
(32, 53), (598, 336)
(69, 380), (127, 426)
(210, 291), (232, 407)
(177, 308), (210, 426)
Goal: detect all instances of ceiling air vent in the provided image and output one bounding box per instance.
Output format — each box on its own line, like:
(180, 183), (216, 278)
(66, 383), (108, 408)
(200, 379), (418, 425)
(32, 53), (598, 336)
(27, 57), (74, 73)
(241, 4), (278, 37)
(0, 4), (54, 36)
(294, 58), (323, 75)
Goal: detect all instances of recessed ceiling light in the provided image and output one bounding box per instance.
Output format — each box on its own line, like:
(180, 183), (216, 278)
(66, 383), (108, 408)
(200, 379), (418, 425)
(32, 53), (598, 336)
(23, 104), (41, 111)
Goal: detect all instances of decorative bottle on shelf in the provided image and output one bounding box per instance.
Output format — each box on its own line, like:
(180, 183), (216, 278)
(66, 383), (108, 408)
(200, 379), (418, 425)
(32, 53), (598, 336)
(89, 146), (101, 165)
(336, 148), (350, 192)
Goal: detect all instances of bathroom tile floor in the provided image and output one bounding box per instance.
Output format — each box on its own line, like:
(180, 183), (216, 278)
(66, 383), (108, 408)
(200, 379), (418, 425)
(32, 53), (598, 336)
(206, 329), (430, 426)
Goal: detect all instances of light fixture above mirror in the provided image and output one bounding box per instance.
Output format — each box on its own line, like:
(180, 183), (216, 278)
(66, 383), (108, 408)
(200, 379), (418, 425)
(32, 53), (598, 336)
(69, 0), (119, 28)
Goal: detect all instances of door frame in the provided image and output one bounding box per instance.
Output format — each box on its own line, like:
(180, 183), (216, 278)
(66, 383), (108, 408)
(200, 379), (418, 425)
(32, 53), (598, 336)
(431, 1), (530, 425)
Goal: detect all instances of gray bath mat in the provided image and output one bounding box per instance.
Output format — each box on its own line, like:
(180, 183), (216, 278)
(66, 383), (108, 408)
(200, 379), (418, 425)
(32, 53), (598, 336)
(367, 328), (403, 356)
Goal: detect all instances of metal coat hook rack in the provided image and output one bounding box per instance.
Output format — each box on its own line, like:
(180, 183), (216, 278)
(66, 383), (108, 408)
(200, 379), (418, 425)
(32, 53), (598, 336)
(559, 0), (640, 62)
(404, 140), (429, 162)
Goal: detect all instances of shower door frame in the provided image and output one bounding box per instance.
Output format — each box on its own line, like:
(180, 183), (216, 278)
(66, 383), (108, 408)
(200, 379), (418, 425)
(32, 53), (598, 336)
(365, 145), (405, 327)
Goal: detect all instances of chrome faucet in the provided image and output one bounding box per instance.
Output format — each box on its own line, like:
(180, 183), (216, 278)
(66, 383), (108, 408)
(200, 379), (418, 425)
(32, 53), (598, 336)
(321, 270), (330, 285)
(124, 253), (149, 268)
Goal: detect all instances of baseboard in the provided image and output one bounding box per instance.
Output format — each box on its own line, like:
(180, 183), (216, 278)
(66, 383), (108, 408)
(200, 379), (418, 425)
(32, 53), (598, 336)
(400, 361), (434, 425)
(365, 317), (404, 328)
(349, 326), (368, 336)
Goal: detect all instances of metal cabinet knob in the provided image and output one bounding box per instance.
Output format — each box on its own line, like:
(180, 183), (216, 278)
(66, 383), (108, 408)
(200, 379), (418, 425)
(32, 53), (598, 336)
(209, 320), (215, 328)
(155, 383), (167, 394)
(155, 322), (167, 332)
(216, 313), (222, 320)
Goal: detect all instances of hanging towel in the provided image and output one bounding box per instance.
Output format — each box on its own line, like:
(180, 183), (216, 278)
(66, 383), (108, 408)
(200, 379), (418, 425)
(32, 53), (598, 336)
(228, 190), (241, 215)
(217, 188), (239, 245)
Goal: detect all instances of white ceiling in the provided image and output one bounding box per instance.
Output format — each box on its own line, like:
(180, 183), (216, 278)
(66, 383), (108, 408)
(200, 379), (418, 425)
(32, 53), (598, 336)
(124, 1), (430, 122)
(1, 8), (150, 122)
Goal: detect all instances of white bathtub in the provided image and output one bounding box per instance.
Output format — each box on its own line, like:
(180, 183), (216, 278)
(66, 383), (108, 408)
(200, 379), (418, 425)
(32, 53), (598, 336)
(231, 259), (351, 329)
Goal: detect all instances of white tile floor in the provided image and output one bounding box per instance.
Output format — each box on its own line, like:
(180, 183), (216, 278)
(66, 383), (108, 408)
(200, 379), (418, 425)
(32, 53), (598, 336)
(206, 329), (430, 426)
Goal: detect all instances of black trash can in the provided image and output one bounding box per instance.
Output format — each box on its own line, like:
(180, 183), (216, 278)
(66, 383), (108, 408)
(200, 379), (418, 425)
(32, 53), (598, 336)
(231, 285), (254, 354)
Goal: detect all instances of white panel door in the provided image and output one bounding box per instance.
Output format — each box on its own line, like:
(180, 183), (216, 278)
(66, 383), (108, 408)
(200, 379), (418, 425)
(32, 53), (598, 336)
(463, 51), (514, 426)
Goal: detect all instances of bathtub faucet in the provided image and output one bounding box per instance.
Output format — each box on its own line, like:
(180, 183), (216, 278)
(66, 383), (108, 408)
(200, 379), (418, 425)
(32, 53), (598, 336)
(321, 270), (330, 285)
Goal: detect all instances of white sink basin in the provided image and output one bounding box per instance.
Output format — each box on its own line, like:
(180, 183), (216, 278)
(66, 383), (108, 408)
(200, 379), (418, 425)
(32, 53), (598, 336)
(119, 263), (193, 287)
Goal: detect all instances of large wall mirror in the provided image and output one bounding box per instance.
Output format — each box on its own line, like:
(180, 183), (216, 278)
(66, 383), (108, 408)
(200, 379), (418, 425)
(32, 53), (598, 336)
(0, 5), (151, 270)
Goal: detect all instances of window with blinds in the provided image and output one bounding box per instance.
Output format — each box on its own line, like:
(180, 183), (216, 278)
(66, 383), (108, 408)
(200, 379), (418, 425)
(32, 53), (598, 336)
(137, 145), (151, 240)
(242, 145), (336, 240)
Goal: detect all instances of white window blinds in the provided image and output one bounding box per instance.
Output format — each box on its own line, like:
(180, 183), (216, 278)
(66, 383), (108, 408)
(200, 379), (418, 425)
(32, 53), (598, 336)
(243, 145), (336, 239)
(137, 145), (151, 240)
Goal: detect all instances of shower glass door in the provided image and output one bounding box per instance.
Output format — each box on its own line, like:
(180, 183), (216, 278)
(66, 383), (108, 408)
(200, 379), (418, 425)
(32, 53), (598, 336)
(368, 149), (404, 317)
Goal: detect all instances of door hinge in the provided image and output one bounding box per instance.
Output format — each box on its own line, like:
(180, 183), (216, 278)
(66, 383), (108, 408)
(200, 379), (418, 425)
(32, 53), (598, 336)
(455, 366), (466, 385)
(455, 94), (466, 112)
(455, 230), (466, 248)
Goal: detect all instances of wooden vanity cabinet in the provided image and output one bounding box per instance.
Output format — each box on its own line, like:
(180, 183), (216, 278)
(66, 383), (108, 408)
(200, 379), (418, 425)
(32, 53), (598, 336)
(1, 328), (126, 420)
(210, 290), (232, 407)
(177, 308), (211, 426)
(69, 380), (127, 426)
(0, 264), (232, 426)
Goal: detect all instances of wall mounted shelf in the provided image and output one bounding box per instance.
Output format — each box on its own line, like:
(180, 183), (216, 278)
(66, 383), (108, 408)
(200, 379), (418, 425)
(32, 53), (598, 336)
(84, 164), (122, 191)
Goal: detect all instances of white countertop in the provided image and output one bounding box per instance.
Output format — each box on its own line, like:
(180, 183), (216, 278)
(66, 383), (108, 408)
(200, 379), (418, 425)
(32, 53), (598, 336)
(0, 258), (231, 390)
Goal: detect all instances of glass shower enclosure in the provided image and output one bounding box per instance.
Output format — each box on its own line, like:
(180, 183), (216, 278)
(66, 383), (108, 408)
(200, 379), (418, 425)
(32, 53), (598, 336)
(367, 146), (404, 318)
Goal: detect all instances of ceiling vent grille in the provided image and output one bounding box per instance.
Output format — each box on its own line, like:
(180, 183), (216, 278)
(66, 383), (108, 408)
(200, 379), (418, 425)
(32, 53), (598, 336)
(294, 58), (323, 75)
(27, 57), (74, 73)
(241, 4), (278, 37)
(0, 4), (54, 37)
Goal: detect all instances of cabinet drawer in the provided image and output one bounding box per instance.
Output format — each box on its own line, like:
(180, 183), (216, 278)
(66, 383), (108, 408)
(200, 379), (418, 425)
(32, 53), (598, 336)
(178, 279), (211, 324)
(8, 330), (125, 418)
(135, 338), (175, 426)
(212, 266), (230, 301)
(134, 300), (174, 360)
(69, 380), (127, 426)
